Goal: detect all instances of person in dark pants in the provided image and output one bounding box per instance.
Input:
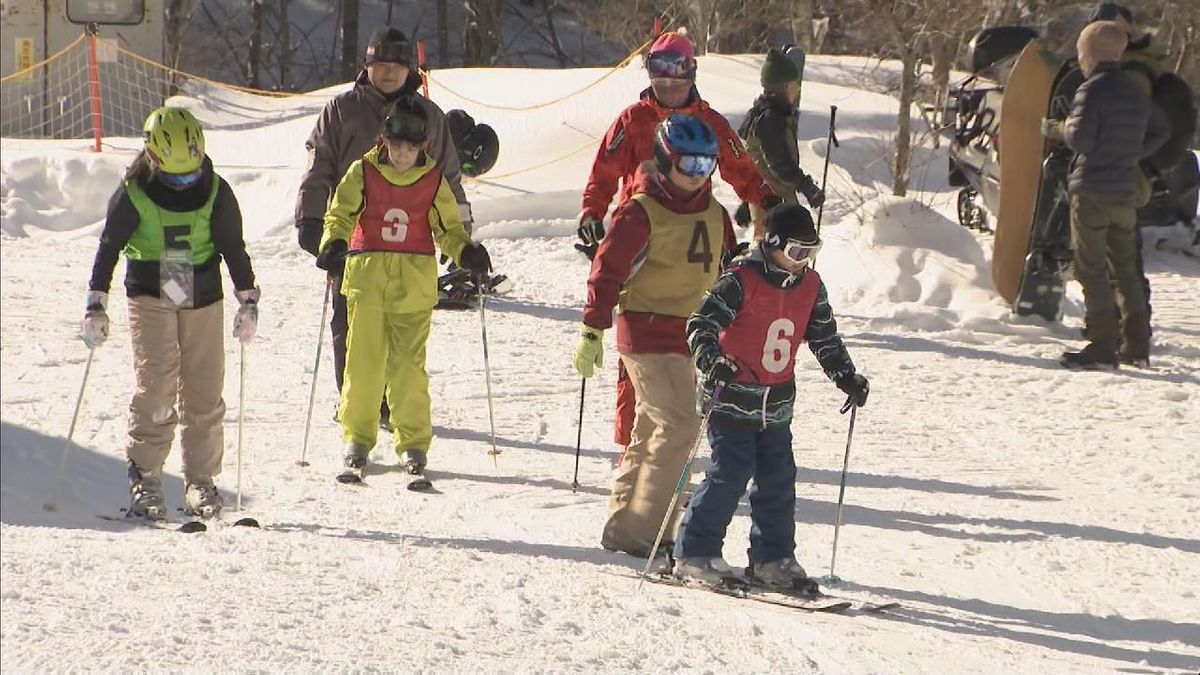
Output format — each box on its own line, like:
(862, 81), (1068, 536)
(673, 204), (868, 589)
(294, 27), (471, 427)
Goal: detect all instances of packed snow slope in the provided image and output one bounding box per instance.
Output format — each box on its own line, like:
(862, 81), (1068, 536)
(2, 55), (1198, 673)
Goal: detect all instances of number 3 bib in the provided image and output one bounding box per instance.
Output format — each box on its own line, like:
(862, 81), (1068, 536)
(351, 162), (441, 255)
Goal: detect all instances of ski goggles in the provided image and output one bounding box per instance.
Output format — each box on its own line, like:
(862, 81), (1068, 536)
(157, 168), (203, 190)
(383, 112), (428, 144)
(365, 41), (412, 66)
(675, 154), (717, 178)
(646, 51), (696, 80)
(780, 238), (822, 264)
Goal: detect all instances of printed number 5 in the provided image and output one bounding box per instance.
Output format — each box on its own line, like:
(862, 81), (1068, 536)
(382, 208), (409, 242)
(687, 220), (712, 272)
(762, 318), (795, 374)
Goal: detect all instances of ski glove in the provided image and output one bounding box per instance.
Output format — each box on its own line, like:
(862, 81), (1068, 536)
(800, 178), (826, 209)
(297, 218), (323, 257)
(459, 241), (493, 288)
(577, 215), (605, 247)
(316, 239), (348, 276)
(721, 241), (750, 270)
(1040, 118), (1064, 141)
(81, 291), (109, 349)
(836, 373), (870, 407)
(573, 325), (604, 378)
(734, 202), (752, 228)
(705, 355), (739, 387)
(232, 287), (260, 344)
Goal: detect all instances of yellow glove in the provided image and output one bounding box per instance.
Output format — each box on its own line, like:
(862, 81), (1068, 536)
(573, 325), (604, 378)
(1040, 117), (1064, 141)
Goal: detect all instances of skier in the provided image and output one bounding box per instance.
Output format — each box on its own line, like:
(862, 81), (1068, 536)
(294, 26), (483, 429)
(315, 95), (491, 485)
(576, 29), (777, 455)
(1044, 21), (1168, 368)
(736, 47), (826, 227)
(674, 203), (869, 588)
(83, 107), (260, 519)
(573, 113), (738, 561)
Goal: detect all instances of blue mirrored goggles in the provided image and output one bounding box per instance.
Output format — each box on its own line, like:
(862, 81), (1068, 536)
(675, 154), (717, 178)
(157, 168), (203, 190)
(647, 52), (696, 79)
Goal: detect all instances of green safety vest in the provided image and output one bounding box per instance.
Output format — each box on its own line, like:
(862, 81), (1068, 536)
(122, 178), (218, 263)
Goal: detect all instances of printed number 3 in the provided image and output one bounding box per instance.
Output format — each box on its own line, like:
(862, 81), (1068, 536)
(382, 208), (409, 242)
(687, 220), (712, 272)
(762, 318), (795, 374)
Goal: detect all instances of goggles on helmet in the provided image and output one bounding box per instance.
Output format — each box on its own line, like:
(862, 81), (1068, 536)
(780, 238), (822, 265)
(155, 165), (203, 190)
(647, 51), (696, 80)
(675, 154), (717, 178)
(383, 112), (428, 144)
(365, 40), (412, 65)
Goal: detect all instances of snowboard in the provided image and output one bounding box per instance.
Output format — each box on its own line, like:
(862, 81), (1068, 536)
(1013, 60), (1084, 321)
(992, 40), (1060, 308)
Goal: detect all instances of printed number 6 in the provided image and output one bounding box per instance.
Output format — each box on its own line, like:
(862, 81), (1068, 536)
(762, 318), (795, 374)
(382, 208), (409, 242)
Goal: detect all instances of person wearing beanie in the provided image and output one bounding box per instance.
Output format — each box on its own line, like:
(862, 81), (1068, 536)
(296, 25), (493, 429)
(672, 202), (868, 589)
(738, 47), (825, 236)
(577, 29), (778, 457)
(1048, 20), (1169, 369)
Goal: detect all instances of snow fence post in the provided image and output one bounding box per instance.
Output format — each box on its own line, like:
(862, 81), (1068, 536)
(85, 24), (103, 152)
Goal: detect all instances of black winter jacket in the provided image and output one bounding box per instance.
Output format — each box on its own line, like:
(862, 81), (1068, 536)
(1063, 62), (1170, 199)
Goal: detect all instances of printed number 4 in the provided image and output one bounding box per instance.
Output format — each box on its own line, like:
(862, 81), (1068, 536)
(382, 208), (410, 243)
(687, 221), (712, 272)
(762, 318), (795, 374)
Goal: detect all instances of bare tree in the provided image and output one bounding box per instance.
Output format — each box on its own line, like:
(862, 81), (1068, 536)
(465, 0), (505, 65)
(341, 0), (360, 80)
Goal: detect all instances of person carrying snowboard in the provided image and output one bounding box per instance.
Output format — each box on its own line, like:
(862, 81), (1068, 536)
(674, 203), (868, 589)
(736, 48), (826, 225)
(573, 113), (737, 561)
(576, 29), (777, 459)
(83, 107), (260, 520)
(316, 96), (491, 485)
(1045, 21), (1168, 368)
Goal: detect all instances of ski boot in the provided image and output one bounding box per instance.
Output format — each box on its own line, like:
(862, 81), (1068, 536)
(184, 478), (223, 519)
(1060, 342), (1118, 370)
(399, 449), (432, 491)
(746, 558), (820, 597)
(127, 461), (166, 520)
(337, 443), (370, 484)
(675, 556), (740, 588)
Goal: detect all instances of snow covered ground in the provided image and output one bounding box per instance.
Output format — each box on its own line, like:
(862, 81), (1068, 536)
(2, 55), (1198, 673)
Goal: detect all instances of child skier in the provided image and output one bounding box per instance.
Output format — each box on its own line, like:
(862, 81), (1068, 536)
(673, 203), (869, 590)
(83, 107), (260, 520)
(316, 95), (492, 486)
(574, 113), (737, 560)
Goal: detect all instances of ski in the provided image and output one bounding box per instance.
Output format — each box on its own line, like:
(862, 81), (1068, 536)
(643, 573), (852, 613)
(97, 513), (207, 533)
(404, 472), (433, 492)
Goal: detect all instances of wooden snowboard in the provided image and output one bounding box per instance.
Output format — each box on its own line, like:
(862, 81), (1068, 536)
(992, 41), (1059, 305)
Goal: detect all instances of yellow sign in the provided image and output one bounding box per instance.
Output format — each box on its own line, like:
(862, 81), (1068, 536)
(14, 37), (35, 82)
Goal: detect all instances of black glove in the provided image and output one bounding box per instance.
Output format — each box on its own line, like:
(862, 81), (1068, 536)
(459, 241), (492, 288)
(706, 355), (739, 388)
(733, 202), (751, 228)
(721, 241), (750, 270)
(836, 373), (869, 407)
(800, 178), (826, 209)
(578, 216), (605, 246)
(297, 218), (323, 257)
(574, 242), (598, 261)
(316, 239), (348, 276)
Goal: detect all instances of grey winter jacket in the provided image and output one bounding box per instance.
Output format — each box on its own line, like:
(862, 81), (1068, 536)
(295, 70), (466, 228)
(1063, 61), (1170, 199)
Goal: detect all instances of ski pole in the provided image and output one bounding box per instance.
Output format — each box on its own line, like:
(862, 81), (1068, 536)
(826, 396), (857, 583)
(44, 348), (96, 512)
(572, 378), (586, 492)
(479, 287), (501, 467)
(638, 385), (723, 590)
(297, 276), (332, 467)
(236, 343), (246, 512)
(815, 105), (839, 238)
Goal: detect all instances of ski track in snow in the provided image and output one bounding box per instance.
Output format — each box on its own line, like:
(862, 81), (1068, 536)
(3, 55), (1199, 673)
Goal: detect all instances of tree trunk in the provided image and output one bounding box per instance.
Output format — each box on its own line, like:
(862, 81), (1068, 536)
(929, 34), (955, 148)
(340, 0), (360, 80)
(279, 0), (290, 90)
(437, 0), (449, 66)
(164, 0), (190, 71)
(544, 0), (568, 67)
(893, 47), (917, 197)
(465, 0), (504, 65)
(248, 0), (263, 88)
(789, 0), (813, 52)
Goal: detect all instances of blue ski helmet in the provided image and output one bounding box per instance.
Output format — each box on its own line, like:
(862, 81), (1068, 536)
(653, 113), (718, 176)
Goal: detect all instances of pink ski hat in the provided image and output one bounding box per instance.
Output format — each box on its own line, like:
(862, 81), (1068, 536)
(649, 31), (695, 59)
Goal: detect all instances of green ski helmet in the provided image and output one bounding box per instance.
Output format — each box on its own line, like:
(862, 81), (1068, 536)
(142, 107), (205, 175)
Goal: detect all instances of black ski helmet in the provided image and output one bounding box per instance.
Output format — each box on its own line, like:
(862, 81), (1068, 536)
(446, 109), (476, 149)
(1088, 2), (1133, 24)
(365, 26), (412, 66)
(381, 95), (428, 144)
(764, 203), (818, 249)
(460, 124), (499, 177)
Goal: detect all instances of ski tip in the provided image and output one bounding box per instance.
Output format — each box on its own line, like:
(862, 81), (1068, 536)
(179, 521), (207, 534)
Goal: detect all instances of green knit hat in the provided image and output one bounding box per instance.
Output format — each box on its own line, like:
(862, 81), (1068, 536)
(761, 47), (800, 86)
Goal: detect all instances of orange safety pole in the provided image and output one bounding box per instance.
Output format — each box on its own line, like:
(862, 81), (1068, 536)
(416, 41), (428, 98)
(652, 16), (663, 38)
(85, 24), (103, 152)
